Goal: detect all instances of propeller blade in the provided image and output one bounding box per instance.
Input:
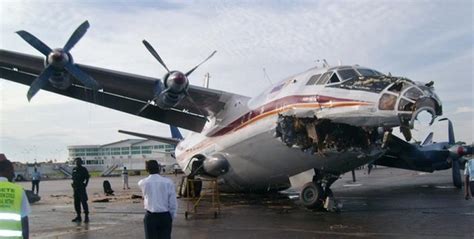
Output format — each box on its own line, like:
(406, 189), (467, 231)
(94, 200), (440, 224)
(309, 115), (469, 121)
(27, 66), (54, 101)
(439, 118), (455, 144)
(451, 158), (462, 189)
(63, 20), (90, 52)
(64, 63), (100, 90)
(185, 50), (217, 77)
(16, 30), (52, 56)
(142, 40), (170, 73)
(137, 95), (160, 115)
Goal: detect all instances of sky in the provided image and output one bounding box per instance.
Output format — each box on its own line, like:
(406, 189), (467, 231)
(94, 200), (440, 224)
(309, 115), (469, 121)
(0, 0), (472, 163)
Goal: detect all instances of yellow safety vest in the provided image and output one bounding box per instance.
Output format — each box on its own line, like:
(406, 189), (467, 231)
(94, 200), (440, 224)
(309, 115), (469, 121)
(0, 181), (23, 238)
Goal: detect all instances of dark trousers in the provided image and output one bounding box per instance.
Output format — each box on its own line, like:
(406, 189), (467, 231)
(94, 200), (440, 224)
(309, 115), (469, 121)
(144, 211), (172, 239)
(73, 187), (89, 216)
(32, 180), (40, 194)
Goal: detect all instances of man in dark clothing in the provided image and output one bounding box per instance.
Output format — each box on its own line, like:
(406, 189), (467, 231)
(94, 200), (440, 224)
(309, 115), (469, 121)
(71, 157), (90, 223)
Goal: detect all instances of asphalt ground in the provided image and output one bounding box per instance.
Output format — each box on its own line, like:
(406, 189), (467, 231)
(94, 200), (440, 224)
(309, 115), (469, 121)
(16, 167), (474, 239)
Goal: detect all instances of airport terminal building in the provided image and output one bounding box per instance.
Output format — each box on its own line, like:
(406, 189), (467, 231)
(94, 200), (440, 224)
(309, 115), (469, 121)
(68, 139), (177, 172)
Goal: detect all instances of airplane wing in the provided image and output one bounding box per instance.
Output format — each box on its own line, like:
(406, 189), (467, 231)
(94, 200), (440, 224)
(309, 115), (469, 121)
(375, 133), (451, 172)
(0, 49), (249, 132)
(374, 133), (428, 171)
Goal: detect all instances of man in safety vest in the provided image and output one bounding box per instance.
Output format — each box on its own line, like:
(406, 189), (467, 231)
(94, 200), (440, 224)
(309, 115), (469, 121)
(0, 153), (31, 239)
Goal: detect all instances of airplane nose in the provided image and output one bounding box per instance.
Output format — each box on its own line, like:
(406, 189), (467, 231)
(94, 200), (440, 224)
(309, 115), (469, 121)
(395, 83), (442, 141)
(409, 96), (441, 128)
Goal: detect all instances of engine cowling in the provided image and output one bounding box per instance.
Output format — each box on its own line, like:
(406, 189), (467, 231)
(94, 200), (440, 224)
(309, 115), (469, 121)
(43, 49), (73, 90)
(202, 154), (230, 177)
(189, 154), (230, 177)
(155, 71), (189, 109)
(49, 73), (72, 90)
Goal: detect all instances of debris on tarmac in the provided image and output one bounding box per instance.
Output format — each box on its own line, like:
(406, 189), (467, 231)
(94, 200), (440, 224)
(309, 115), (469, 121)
(92, 198), (110, 203)
(131, 194), (143, 199)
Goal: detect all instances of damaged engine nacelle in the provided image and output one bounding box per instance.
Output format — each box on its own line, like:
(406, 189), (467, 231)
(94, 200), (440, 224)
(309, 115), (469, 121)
(276, 115), (379, 153)
(155, 71), (189, 109)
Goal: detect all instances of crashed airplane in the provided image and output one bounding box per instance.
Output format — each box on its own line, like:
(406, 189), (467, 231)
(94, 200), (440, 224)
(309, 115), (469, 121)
(0, 21), (443, 209)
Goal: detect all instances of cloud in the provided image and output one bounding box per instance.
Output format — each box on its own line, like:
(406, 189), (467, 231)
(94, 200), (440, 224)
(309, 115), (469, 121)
(454, 106), (474, 114)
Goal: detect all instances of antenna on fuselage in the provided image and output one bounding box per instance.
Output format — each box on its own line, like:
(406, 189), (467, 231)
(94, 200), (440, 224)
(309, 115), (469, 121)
(203, 72), (210, 88)
(322, 59), (329, 68)
(263, 67), (274, 86)
(315, 59), (330, 68)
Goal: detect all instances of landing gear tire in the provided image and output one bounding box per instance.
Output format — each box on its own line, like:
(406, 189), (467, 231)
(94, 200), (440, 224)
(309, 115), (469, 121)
(300, 182), (324, 209)
(452, 159), (462, 189)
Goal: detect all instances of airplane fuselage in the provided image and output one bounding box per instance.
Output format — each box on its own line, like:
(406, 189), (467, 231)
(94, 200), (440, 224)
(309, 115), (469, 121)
(174, 65), (441, 192)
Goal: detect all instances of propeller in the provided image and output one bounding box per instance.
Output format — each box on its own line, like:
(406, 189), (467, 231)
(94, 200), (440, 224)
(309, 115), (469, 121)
(138, 39), (216, 115)
(438, 118), (469, 188)
(16, 20), (100, 101)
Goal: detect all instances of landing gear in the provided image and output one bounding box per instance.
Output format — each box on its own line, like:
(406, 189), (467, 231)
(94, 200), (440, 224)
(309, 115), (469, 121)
(300, 182), (324, 209)
(299, 170), (340, 211)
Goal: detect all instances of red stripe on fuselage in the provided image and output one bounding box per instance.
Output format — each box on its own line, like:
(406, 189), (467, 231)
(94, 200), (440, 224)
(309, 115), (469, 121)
(209, 94), (371, 137)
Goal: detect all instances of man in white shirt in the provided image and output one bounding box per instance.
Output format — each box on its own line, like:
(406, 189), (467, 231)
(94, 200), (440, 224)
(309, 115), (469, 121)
(465, 159), (474, 200)
(122, 167), (130, 190)
(138, 160), (177, 239)
(0, 154), (31, 239)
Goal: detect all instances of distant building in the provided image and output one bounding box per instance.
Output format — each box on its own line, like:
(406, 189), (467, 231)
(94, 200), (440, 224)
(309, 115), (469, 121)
(68, 139), (176, 172)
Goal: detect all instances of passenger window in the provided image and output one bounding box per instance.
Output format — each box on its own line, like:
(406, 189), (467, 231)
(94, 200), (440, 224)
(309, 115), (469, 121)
(316, 72), (331, 85)
(306, 74), (321, 85)
(328, 73), (340, 84)
(337, 69), (358, 81)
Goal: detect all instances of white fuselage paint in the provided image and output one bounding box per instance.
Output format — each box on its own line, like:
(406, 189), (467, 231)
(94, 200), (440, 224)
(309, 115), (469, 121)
(175, 66), (416, 192)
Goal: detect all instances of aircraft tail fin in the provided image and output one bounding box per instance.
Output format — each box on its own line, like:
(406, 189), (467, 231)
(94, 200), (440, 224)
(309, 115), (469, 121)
(170, 125), (183, 140)
(118, 130), (181, 145)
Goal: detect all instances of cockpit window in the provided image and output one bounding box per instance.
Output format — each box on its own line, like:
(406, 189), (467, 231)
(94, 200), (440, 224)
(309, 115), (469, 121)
(357, 68), (383, 77)
(337, 69), (358, 81)
(316, 72), (332, 85)
(328, 73), (340, 84)
(306, 74), (321, 85)
(403, 87), (423, 100)
(379, 93), (397, 110)
(398, 98), (415, 111)
(388, 82), (404, 93)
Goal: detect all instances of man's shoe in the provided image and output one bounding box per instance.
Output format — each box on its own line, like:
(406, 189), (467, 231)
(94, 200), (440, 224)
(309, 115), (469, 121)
(84, 215), (90, 223)
(72, 216), (82, 222)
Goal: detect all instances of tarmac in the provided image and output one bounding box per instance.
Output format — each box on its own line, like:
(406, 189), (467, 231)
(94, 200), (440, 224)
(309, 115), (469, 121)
(17, 167), (474, 239)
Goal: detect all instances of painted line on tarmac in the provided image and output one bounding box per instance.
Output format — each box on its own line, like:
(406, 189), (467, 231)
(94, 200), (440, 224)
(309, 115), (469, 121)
(343, 184), (362, 187)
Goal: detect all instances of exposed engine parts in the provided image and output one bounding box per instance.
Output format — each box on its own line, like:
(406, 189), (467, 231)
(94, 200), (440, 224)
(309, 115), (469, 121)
(275, 115), (380, 153)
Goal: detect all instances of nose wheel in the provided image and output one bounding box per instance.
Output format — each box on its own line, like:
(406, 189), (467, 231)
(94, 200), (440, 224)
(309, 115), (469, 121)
(300, 182), (324, 209)
(299, 171), (339, 211)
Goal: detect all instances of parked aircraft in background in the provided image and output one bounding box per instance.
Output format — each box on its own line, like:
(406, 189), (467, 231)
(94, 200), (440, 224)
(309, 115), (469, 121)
(376, 118), (473, 188)
(0, 21), (444, 209)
